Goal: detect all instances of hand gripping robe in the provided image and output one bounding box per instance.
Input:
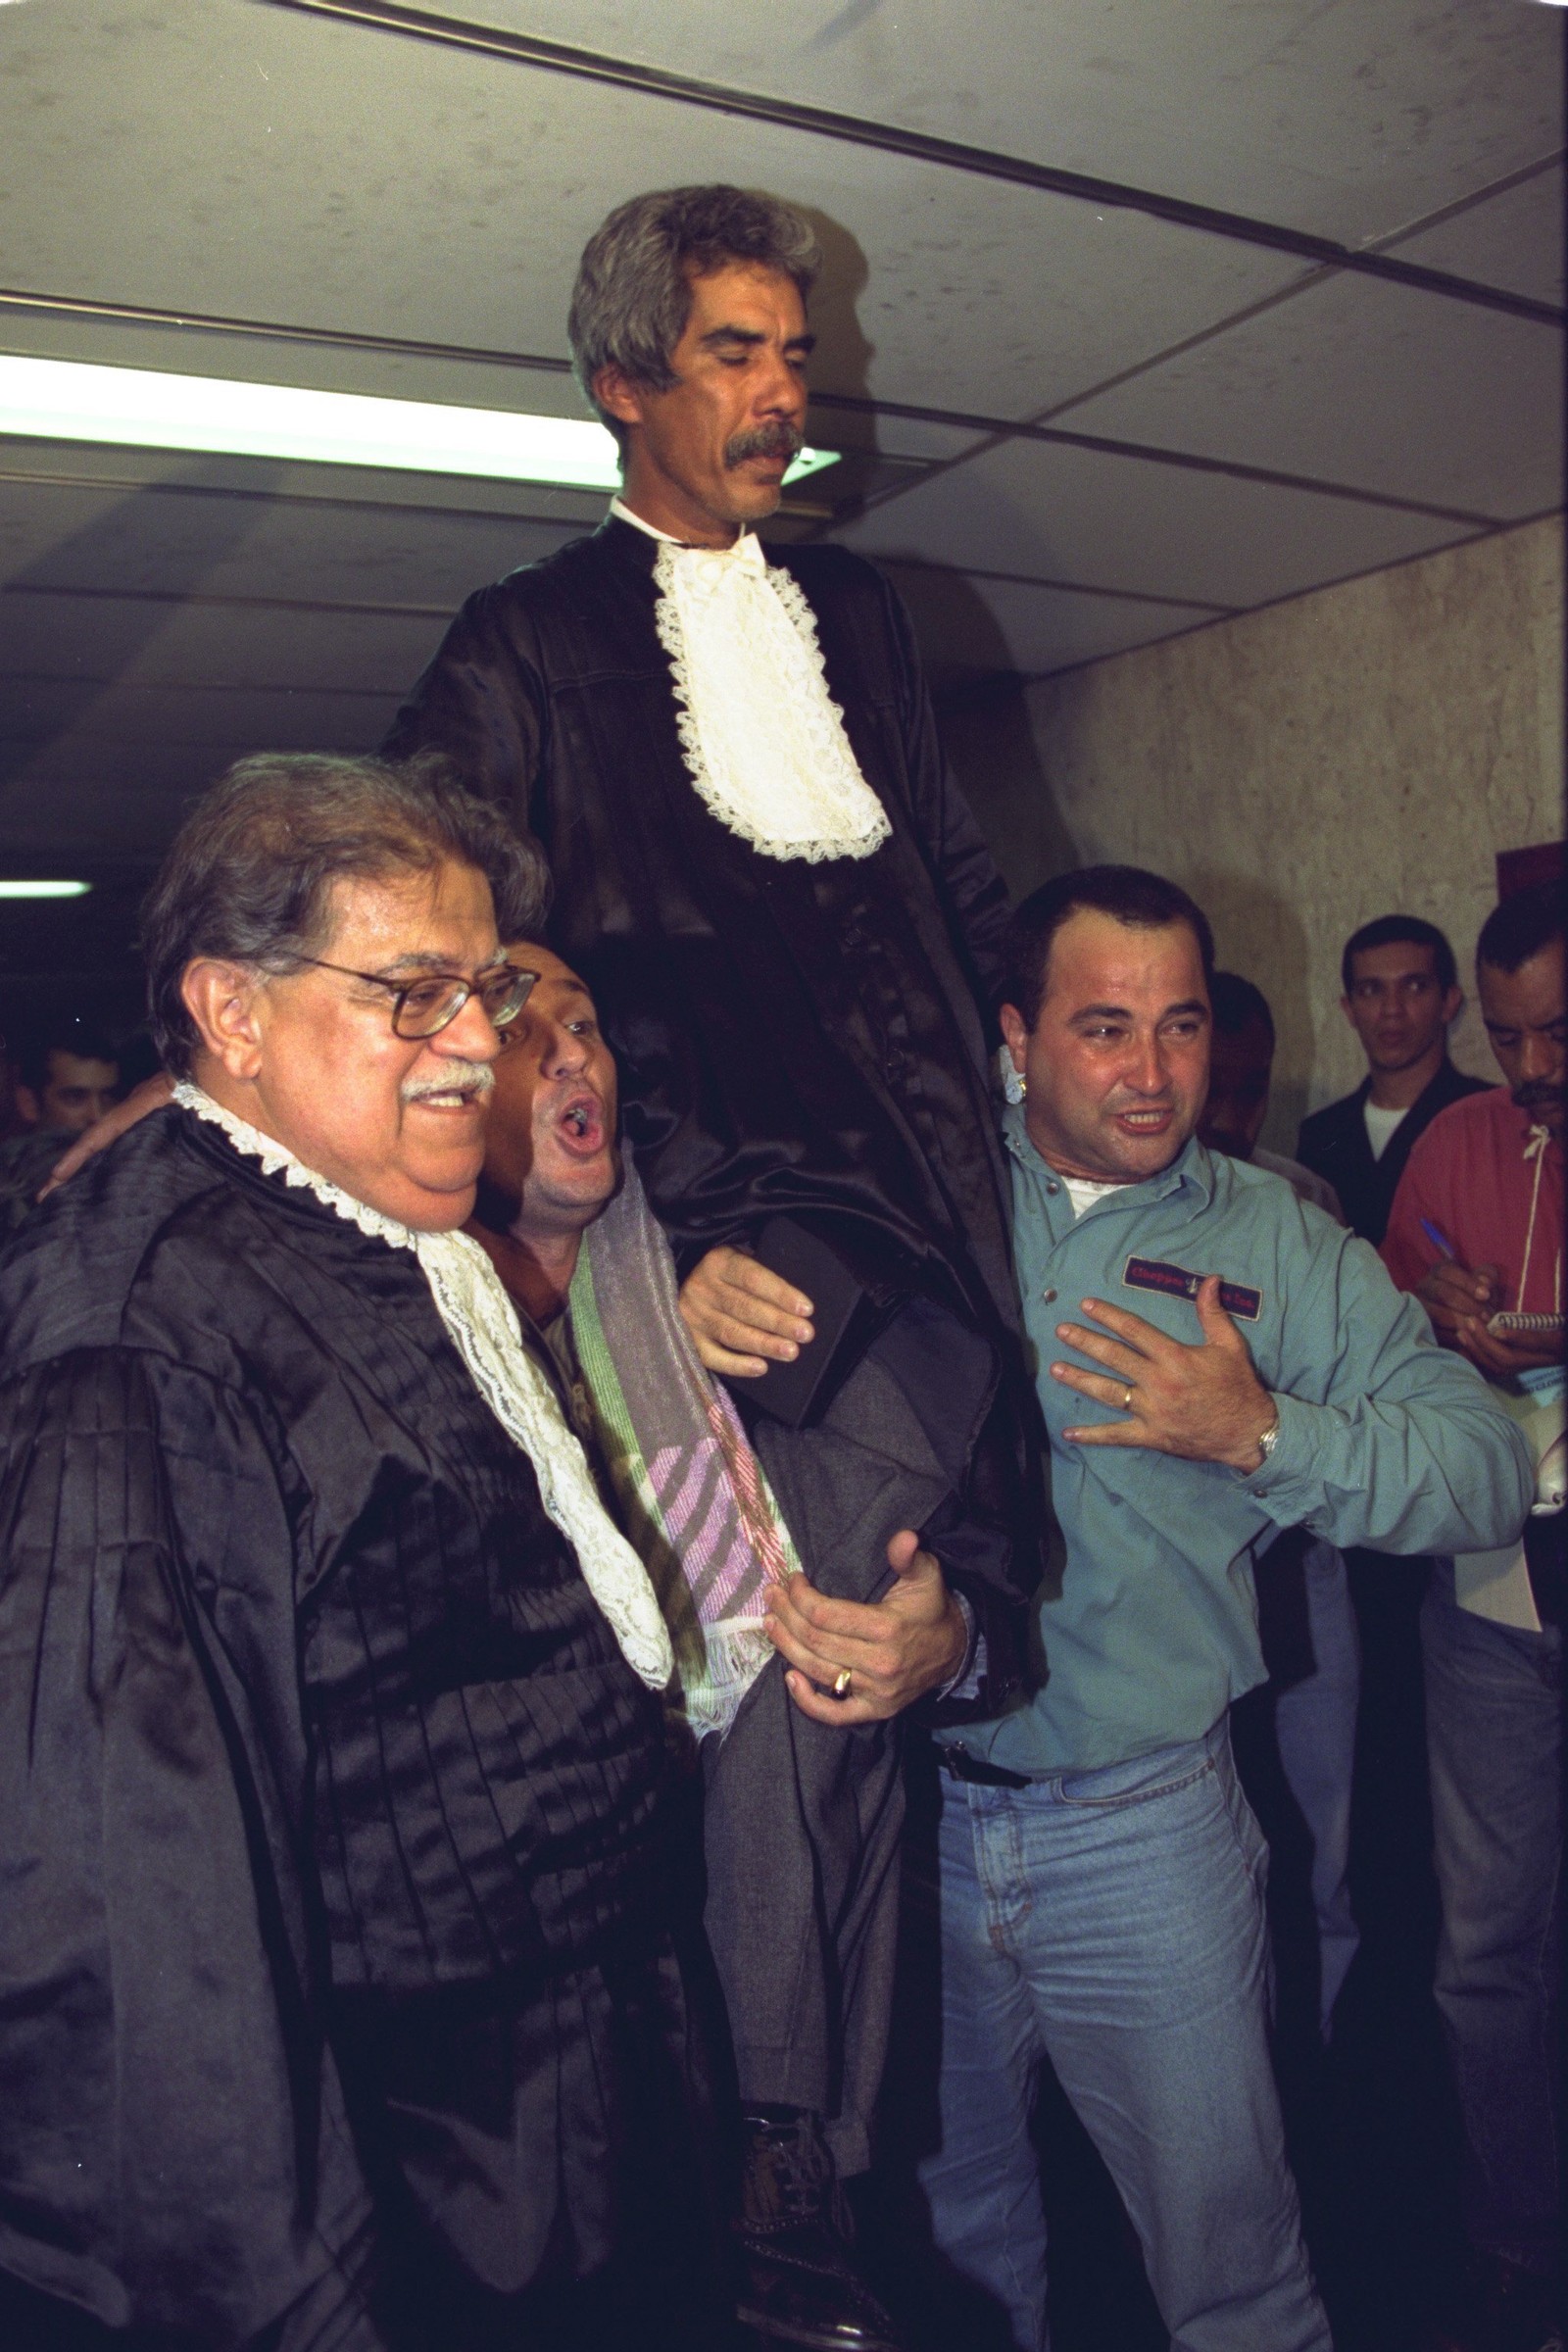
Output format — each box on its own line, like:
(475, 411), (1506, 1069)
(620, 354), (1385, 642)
(0, 1102), (724, 2352)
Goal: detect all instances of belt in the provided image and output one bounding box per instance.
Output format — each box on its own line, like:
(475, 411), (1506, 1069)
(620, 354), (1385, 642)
(938, 1743), (1033, 1791)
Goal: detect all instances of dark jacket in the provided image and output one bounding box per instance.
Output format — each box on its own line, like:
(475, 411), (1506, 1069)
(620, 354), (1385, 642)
(0, 1110), (695, 2344)
(387, 517), (1049, 1645)
(1297, 1059), (1490, 1245)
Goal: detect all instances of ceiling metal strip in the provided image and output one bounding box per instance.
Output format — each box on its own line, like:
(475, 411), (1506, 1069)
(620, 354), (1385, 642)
(259, 0), (1566, 328)
(877, 555), (1233, 614)
(811, 397), (1500, 527)
(0, 532), (1228, 621)
(1, 580), (463, 619)
(0, 286), (573, 377)
(0, 290), (1505, 529)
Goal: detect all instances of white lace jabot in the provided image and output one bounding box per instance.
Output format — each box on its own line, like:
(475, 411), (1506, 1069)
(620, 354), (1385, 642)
(611, 497), (891, 864)
(172, 1081), (673, 1691)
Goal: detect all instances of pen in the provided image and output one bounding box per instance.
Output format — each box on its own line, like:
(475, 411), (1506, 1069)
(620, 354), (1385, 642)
(1420, 1218), (1457, 1259)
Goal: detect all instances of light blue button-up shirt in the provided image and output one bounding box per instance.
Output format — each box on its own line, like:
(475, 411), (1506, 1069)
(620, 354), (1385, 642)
(958, 1106), (1534, 1778)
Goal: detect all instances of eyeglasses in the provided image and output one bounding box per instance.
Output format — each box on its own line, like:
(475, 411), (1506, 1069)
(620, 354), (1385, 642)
(290, 956), (539, 1040)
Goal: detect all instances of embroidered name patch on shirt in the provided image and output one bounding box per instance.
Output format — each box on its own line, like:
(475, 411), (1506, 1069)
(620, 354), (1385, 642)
(1123, 1255), (1263, 1322)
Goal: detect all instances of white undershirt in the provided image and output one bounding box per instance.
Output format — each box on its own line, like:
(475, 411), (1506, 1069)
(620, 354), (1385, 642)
(1363, 1100), (1407, 1162)
(1060, 1174), (1129, 1220)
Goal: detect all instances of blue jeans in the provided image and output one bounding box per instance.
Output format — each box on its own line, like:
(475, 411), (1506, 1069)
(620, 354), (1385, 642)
(906, 1718), (1330, 2352)
(1422, 1563), (1563, 2276)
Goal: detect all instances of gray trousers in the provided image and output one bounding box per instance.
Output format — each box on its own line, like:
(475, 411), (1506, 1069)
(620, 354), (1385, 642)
(704, 1346), (960, 2178)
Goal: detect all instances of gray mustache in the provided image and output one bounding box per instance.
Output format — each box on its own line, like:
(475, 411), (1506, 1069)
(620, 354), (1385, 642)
(401, 1060), (496, 1103)
(724, 424), (803, 467)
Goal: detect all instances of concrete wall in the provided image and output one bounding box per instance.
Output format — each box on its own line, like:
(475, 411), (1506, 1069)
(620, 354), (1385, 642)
(942, 514), (1565, 1157)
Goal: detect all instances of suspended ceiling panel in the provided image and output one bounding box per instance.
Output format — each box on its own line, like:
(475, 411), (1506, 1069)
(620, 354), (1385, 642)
(1382, 158), (1567, 307)
(450, 0), (1566, 245)
(878, 562), (1227, 682)
(837, 434), (1479, 610)
(1053, 270), (1565, 518)
(0, 0), (1561, 903)
(4, 678), (401, 754)
(2, 589), (442, 695)
(0, 0), (1312, 419)
(0, 476), (584, 610)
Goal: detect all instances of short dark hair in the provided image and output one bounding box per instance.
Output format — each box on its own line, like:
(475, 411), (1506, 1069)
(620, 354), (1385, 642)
(568, 184), (820, 442)
(1208, 970), (1275, 1047)
(16, 1017), (120, 1097)
(1002, 865), (1216, 1029)
(1341, 914), (1457, 996)
(141, 752), (550, 1077)
(1476, 880), (1565, 976)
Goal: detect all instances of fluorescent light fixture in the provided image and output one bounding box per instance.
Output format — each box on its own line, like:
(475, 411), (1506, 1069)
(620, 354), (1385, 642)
(0, 879), (92, 899)
(0, 354), (841, 492)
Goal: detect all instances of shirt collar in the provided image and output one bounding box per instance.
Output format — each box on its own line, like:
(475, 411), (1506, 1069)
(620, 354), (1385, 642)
(1002, 1101), (1214, 1212)
(609, 496), (762, 568)
(610, 496), (683, 545)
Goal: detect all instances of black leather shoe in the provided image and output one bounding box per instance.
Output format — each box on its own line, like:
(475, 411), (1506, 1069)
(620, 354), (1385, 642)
(734, 2109), (904, 2352)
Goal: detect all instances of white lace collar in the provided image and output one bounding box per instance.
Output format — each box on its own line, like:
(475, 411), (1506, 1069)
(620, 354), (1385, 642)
(609, 497), (892, 864)
(173, 1082), (673, 1691)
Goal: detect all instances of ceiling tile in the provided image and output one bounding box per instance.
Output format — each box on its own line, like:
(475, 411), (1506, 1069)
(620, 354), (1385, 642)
(832, 434), (1483, 609)
(1, 738), (274, 800)
(1050, 270), (1565, 519)
(473, 0), (1564, 250)
(0, 0), (1308, 423)
(0, 476), (580, 607)
(879, 563), (1218, 683)
(2, 678), (390, 753)
(0, 589), (447, 694)
(1380, 161), (1566, 310)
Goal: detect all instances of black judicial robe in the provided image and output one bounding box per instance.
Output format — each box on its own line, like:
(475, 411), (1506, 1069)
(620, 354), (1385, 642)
(0, 1109), (711, 2347)
(388, 517), (1049, 1635)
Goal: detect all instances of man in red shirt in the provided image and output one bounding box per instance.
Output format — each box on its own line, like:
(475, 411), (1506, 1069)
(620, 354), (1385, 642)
(1382, 879), (1563, 2352)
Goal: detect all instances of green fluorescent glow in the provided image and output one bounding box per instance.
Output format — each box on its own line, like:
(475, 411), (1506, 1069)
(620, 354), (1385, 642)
(0, 880), (92, 899)
(0, 355), (841, 491)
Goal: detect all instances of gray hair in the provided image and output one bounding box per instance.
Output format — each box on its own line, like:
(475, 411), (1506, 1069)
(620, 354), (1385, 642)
(568, 184), (820, 438)
(142, 751), (550, 1075)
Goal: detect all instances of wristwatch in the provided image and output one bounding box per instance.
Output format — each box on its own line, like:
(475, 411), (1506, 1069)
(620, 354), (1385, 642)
(1255, 1401), (1282, 1465)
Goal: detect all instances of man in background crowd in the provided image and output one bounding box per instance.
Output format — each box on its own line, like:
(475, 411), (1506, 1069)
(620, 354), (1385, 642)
(1199, 972), (1360, 2062)
(1296, 911), (1491, 2190)
(1201, 969), (1343, 1216)
(0, 1015), (119, 1234)
(1382, 879), (1564, 2352)
(1298, 914), (1485, 1248)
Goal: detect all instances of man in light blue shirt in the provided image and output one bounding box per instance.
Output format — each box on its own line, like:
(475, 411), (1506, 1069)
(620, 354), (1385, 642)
(894, 867), (1533, 2352)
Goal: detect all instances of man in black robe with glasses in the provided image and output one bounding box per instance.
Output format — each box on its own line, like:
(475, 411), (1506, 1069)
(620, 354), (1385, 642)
(0, 754), (726, 2352)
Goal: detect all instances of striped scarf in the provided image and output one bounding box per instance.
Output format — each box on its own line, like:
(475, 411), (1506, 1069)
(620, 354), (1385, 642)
(568, 1153), (801, 1738)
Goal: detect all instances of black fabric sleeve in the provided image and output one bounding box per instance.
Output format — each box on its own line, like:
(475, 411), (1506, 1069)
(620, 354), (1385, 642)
(879, 568), (1013, 1014)
(382, 584), (548, 821)
(0, 1349), (374, 2343)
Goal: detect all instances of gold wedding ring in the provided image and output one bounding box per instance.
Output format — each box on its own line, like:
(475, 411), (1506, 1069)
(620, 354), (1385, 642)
(1122, 1385), (1135, 1412)
(831, 1668), (855, 1700)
